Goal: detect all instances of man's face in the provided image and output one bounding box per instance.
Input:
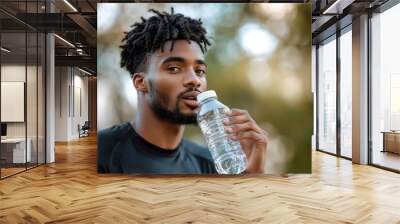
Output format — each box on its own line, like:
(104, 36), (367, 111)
(143, 40), (208, 124)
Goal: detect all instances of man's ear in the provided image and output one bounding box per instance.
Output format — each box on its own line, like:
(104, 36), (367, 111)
(132, 72), (148, 93)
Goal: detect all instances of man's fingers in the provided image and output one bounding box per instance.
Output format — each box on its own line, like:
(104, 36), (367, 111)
(224, 122), (262, 134)
(229, 130), (266, 143)
(223, 114), (250, 125)
(224, 108), (266, 136)
(224, 109), (256, 125)
(226, 108), (249, 116)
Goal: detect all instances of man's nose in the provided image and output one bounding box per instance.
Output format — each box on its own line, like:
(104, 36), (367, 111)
(183, 69), (202, 89)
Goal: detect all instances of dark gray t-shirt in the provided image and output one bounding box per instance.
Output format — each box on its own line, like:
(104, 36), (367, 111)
(97, 122), (217, 174)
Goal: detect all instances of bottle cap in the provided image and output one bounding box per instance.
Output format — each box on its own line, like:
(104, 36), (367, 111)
(197, 90), (217, 103)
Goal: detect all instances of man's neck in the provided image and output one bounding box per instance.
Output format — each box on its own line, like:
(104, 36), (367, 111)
(133, 107), (185, 150)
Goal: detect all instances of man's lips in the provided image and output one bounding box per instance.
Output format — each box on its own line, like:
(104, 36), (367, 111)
(180, 91), (200, 109)
(181, 98), (199, 108)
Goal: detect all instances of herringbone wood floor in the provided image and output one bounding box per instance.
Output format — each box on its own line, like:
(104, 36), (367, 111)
(1, 135), (400, 223)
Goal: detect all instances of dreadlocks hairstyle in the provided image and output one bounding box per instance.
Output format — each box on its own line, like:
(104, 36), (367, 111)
(120, 7), (212, 76)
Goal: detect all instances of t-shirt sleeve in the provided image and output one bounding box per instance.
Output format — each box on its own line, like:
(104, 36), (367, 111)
(97, 128), (113, 173)
(98, 123), (133, 173)
(97, 125), (126, 173)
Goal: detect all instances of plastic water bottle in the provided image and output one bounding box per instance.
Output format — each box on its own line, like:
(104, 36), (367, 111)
(196, 90), (248, 174)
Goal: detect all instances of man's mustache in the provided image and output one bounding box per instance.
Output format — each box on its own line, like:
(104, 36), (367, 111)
(177, 88), (201, 99)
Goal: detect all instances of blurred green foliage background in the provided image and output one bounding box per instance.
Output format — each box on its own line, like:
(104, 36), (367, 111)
(97, 3), (312, 173)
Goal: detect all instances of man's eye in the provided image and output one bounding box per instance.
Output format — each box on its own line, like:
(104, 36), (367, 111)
(196, 69), (206, 76)
(167, 67), (181, 73)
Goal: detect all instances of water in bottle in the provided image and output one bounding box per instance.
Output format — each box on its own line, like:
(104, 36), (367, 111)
(196, 90), (248, 174)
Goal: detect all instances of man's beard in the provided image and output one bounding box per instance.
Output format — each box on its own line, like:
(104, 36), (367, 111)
(148, 82), (198, 125)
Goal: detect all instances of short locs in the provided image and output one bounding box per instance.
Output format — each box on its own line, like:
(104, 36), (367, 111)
(120, 7), (212, 76)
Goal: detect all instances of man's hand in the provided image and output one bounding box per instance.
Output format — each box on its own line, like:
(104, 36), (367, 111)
(223, 109), (268, 174)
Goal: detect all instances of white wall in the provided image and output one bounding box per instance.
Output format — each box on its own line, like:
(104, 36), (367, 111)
(1, 64), (46, 164)
(1, 66), (26, 129)
(55, 66), (69, 141)
(73, 72), (89, 138)
(1, 65), (40, 138)
(54, 67), (89, 141)
(1, 65), (27, 145)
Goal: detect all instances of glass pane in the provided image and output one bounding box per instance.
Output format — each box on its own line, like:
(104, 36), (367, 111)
(1, 30), (27, 177)
(371, 4), (400, 171)
(27, 31), (38, 169)
(318, 37), (337, 154)
(38, 32), (45, 165)
(340, 29), (352, 158)
(312, 46), (317, 150)
(0, 1), (46, 178)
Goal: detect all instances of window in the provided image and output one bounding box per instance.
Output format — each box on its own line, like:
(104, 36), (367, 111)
(371, 3), (400, 171)
(339, 28), (352, 158)
(317, 36), (337, 154)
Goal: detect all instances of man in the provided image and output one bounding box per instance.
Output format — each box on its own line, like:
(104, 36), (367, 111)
(98, 8), (268, 174)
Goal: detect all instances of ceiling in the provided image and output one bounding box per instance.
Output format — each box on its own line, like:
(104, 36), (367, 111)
(312, 0), (390, 44)
(0, 0), (99, 74)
